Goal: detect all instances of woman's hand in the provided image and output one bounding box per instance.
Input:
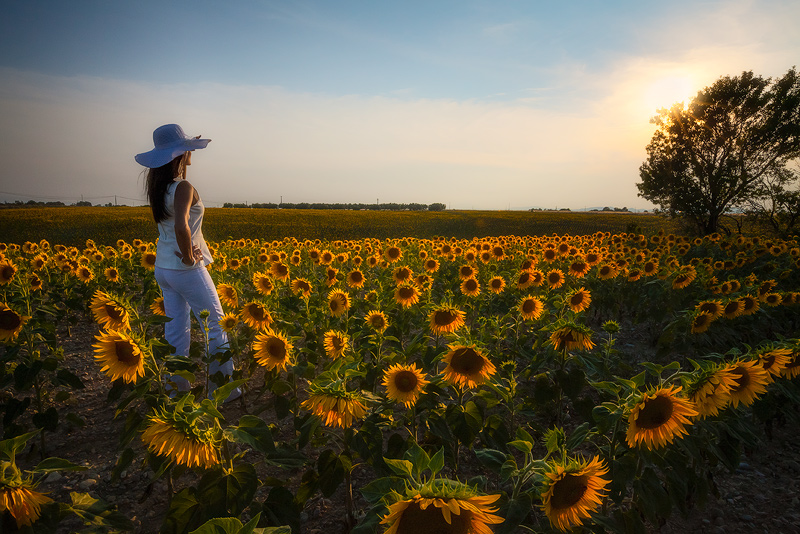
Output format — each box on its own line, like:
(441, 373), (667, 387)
(175, 245), (203, 266)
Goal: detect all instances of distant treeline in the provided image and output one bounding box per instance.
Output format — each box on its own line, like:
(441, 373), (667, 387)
(222, 202), (447, 211)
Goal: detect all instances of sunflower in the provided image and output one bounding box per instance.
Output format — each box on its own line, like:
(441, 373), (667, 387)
(365, 310), (389, 333)
(518, 296), (544, 321)
(428, 306), (466, 335)
(549, 324), (594, 352)
(270, 262), (290, 281)
(93, 329), (146, 384)
(756, 348), (791, 383)
(763, 293), (783, 306)
(253, 329), (292, 371)
(458, 264), (476, 281)
(218, 312), (239, 333)
(346, 269), (366, 288)
(0, 483), (53, 528)
(688, 311), (715, 334)
(323, 330), (349, 359)
(301, 388), (368, 428)
(515, 271), (534, 290)
(782, 349), (800, 379)
(393, 266), (414, 285)
(252, 272), (274, 296)
(290, 277), (313, 298)
(725, 359), (770, 408)
(102, 266), (120, 283)
(75, 265), (94, 283)
(140, 251), (157, 269)
(487, 276), (505, 294)
(568, 260), (590, 279)
(90, 290), (131, 331)
(626, 386), (698, 449)
(381, 485), (502, 534)
(325, 267), (340, 287)
(0, 260), (17, 285)
(596, 264), (618, 280)
(547, 269), (566, 289)
(567, 287), (591, 313)
(150, 297), (166, 316)
(442, 345), (496, 389)
(240, 301), (272, 330)
(739, 295), (761, 315)
(0, 303), (29, 343)
(696, 300), (724, 320)
(395, 284), (421, 308)
(541, 456), (610, 532)
(27, 273), (43, 291)
(323, 290), (349, 317)
(424, 258), (440, 273)
(688, 364), (736, 417)
(382, 363), (429, 407)
(141, 414), (220, 468)
(722, 299), (743, 320)
(216, 283), (238, 308)
(460, 278), (481, 297)
(384, 246), (403, 263)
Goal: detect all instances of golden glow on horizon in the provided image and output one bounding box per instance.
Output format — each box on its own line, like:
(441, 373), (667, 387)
(643, 74), (696, 116)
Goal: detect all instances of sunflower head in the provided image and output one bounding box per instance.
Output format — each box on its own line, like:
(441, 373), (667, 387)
(327, 290), (351, 316)
(626, 385), (698, 449)
(0, 482), (53, 527)
(549, 323), (594, 352)
(725, 359), (770, 407)
(253, 328), (293, 371)
(93, 329), (146, 384)
(300, 382), (368, 428)
(442, 344), (496, 389)
(382, 363), (429, 407)
(541, 456), (610, 532)
(395, 284), (421, 308)
(141, 402), (222, 468)
(240, 301), (272, 331)
(90, 290), (131, 331)
(518, 296), (544, 321)
(428, 305), (466, 335)
(365, 310), (389, 333)
(323, 329), (349, 359)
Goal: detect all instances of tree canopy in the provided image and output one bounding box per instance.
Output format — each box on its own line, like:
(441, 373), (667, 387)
(637, 67), (800, 235)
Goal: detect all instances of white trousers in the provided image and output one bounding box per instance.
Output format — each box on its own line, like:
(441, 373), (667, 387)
(154, 266), (233, 391)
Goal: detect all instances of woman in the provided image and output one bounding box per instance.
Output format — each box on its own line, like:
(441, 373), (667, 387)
(135, 124), (239, 401)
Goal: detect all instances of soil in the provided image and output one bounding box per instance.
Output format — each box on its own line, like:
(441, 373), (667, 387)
(9, 319), (800, 534)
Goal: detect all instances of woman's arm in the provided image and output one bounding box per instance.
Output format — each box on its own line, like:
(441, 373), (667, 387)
(173, 180), (199, 266)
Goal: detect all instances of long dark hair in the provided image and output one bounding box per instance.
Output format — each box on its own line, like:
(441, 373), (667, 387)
(145, 154), (186, 223)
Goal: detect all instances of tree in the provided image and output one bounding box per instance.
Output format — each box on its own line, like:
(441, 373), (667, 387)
(637, 68), (800, 235)
(740, 162), (800, 238)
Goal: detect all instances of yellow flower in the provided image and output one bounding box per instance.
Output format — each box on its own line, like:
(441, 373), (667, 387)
(726, 359), (770, 407)
(240, 301), (272, 331)
(0, 260), (17, 285)
(487, 276), (505, 294)
(428, 306), (466, 335)
(567, 287), (591, 313)
(104, 266), (120, 283)
(393, 266), (414, 285)
(518, 296), (544, 321)
(442, 345), (496, 389)
(252, 272), (274, 296)
(216, 283), (238, 308)
(327, 290), (351, 316)
(90, 290), (131, 331)
(381, 487), (502, 534)
(690, 311), (714, 334)
(626, 386), (698, 449)
(290, 277), (313, 298)
(365, 310), (389, 333)
(757, 348), (791, 383)
(93, 329), (146, 384)
(140, 251), (157, 269)
(382, 363), (429, 407)
(141, 416), (220, 468)
(395, 284), (421, 307)
(541, 456), (610, 532)
(75, 265), (94, 283)
(460, 278), (480, 297)
(346, 269), (366, 288)
(0, 483), (53, 527)
(546, 269), (566, 289)
(301, 390), (368, 428)
(323, 330), (349, 359)
(253, 328), (292, 371)
(549, 324), (594, 352)
(688, 364), (736, 418)
(150, 297), (166, 316)
(270, 261), (290, 281)
(0, 302), (29, 343)
(218, 312), (239, 333)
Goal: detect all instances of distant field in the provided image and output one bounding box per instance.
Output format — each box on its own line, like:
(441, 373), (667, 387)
(0, 206), (676, 246)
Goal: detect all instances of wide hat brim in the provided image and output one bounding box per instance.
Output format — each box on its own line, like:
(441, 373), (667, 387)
(135, 137), (211, 168)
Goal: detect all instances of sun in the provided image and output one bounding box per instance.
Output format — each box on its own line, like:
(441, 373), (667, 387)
(643, 74), (696, 116)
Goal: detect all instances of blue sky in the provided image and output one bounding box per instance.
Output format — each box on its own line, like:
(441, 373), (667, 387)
(0, 0), (798, 210)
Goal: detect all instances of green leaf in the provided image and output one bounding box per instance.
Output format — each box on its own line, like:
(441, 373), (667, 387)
(508, 440), (533, 454)
(67, 492), (135, 530)
(226, 415), (276, 454)
(0, 430), (40, 461)
(428, 448), (445, 475)
(496, 493), (532, 534)
(33, 457), (86, 473)
(544, 427), (565, 455)
(474, 449), (508, 472)
(403, 441), (430, 478)
(383, 458), (414, 479)
(565, 422), (592, 450)
(56, 368), (85, 389)
(111, 448), (135, 482)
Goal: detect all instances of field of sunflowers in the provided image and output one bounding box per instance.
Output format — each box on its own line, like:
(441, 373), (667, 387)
(1, 222), (800, 533)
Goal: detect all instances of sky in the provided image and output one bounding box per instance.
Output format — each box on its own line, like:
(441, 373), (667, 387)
(0, 0), (798, 210)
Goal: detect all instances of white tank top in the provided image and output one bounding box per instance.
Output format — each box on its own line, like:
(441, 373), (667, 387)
(155, 180), (213, 270)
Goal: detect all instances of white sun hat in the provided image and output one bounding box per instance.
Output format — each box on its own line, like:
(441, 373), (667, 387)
(134, 124), (211, 168)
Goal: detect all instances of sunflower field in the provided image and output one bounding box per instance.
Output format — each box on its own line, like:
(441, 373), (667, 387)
(1, 230), (800, 533)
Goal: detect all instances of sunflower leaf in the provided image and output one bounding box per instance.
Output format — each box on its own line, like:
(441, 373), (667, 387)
(383, 458), (414, 479)
(428, 448), (445, 475)
(33, 457), (86, 473)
